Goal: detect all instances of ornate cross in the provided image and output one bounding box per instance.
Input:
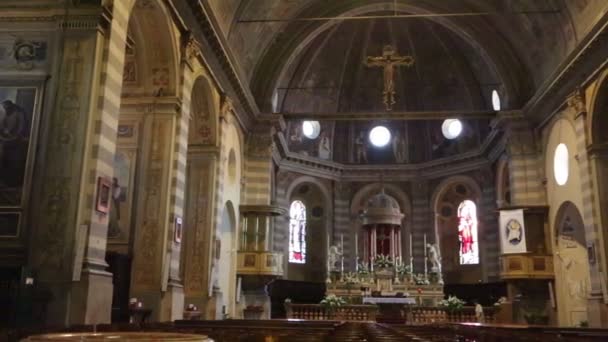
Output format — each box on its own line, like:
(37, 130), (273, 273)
(365, 45), (415, 111)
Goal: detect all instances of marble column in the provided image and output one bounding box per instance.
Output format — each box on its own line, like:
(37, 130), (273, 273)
(28, 5), (131, 326)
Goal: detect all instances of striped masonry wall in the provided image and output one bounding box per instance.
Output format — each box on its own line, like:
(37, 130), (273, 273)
(507, 122), (546, 206)
(274, 175), (289, 255)
(411, 182), (431, 274)
(481, 185), (500, 281)
(574, 109), (603, 293)
(243, 158), (272, 206)
(333, 187), (352, 270)
(78, 0), (132, 269)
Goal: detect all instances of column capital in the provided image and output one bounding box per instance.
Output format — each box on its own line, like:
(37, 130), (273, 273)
(567, 88), (587, 119)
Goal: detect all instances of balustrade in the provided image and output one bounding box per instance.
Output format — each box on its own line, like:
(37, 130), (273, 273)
(284, 303), (378, 322)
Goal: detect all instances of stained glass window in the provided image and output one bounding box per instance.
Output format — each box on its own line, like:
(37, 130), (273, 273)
(458, 200), (479, 265)
(289, 200), (306, 264)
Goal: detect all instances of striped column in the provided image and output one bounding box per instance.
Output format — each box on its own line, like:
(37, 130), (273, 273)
(411, 181), (431, 273)
(334, 182), (352, 270)
(505, 118), (546, 206)
(570, 92), (604, 302)
(481, 182), (500, 281)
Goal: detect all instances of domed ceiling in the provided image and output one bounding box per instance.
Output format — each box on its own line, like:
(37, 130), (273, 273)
(274, 15), (501, 113)
(207, 0), (608, 113)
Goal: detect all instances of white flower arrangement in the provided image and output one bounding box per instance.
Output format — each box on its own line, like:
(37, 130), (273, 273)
(373, 254), (394, 268)
(320, 294), (346, 309)
(439, 295), (465, 313)
(343, 272), (360, 285)
(413, 273), (430, 285)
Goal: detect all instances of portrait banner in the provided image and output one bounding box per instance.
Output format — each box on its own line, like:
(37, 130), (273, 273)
(499, 209), (527, 254)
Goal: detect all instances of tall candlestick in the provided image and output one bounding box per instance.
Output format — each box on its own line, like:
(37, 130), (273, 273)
(355, 232), (359, 271)
(409, 232), (413, 271)
(424, 233), (428, 276)
(340, 234), (344, 274)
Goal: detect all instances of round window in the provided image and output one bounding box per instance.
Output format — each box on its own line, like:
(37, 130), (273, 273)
(441, 119), (462, 139)
(302, 121), (320, 139)
(554, 143), (569, 186)
(369, 125), (391, 147)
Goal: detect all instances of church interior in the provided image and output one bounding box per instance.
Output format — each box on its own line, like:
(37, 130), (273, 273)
(2, 0), (608, 340)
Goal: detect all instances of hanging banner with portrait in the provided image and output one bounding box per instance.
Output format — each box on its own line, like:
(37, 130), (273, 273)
(499, 209), (527, 254)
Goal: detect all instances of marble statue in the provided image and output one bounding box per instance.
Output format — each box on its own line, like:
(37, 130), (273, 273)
(328, 242), (343, 271)
(427, 243), (442, 274)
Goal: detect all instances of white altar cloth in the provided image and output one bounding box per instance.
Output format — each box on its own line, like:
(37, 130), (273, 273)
(362, 297), (416, 305)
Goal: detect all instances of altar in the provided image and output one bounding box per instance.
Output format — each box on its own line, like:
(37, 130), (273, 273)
(325, 189), (445, 323)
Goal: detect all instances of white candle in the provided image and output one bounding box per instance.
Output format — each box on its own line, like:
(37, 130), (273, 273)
(424, 233), (428, 276)
(409, 232), (414, 270)
(341, 234), (344, 273)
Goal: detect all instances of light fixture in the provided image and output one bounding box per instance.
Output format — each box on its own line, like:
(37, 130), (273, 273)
(441, 119), (462, 139)
(302, 121), (320, 139)
(554, 143), (569, 186)
(369, 125), (391, 147)
(492, 90), (501, 111)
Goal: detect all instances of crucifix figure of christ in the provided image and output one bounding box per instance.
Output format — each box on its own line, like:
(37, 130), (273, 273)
(365, 45), (415, 111)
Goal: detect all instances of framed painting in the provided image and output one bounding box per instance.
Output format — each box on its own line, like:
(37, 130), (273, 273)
(0, 85), (42, 208)
(174, 216), (182, 243)
(96, 177), (111, 214)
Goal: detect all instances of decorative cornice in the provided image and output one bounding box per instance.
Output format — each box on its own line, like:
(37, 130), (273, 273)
(525, 11), (608, 125)
(184, 0), (259, 125)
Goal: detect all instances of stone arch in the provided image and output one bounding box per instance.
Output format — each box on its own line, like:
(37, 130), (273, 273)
(122, 0), (181, 97)
(283, 176), (332, 282)
(431, 175), (483, 283)
(553, 201), (591, 326)
(589, 68), (608, 145)
(214, 200), (238, 318)
(188, 76), (220, 146)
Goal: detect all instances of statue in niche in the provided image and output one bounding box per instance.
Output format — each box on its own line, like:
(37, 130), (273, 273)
(392, 129), (408, 163)
(354, 130), (367, 163)
(328, 241), (343, 271)
(318, 129), (331, 160)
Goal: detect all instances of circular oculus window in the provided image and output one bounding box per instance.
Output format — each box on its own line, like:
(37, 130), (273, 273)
(441, 119), (462, 139)
(369, 125), (391, 147)
(554, 143), (569, 186)
(302, 121), (320, 139)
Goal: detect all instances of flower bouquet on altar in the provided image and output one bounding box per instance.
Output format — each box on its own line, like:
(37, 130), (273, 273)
(396, 263), (412, 281)
(413, 273), (430, 285)
(320, 294), (346, 319)
(373, 254), (394, 269)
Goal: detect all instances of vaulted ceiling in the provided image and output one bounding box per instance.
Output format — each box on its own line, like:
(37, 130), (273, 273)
(206, 0), (608, 113)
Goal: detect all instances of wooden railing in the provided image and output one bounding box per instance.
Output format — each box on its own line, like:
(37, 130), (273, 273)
(284, 303), (378, 322)
(410, 306), (497, 324)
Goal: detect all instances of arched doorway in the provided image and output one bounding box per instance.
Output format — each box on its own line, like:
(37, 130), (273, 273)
(215, 201), (237, 318)
(554, 201), (590, 326)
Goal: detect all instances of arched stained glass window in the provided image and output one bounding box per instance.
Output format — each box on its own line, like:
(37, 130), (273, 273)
(458, 200), (479, 265)
(289, 200), (307, 264)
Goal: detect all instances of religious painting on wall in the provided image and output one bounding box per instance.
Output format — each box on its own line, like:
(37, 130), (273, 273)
(0, 86), (41, 237)
(287, 120), (334, 160)
(0, 87), (38, 207)
(108, 149), (137, 243)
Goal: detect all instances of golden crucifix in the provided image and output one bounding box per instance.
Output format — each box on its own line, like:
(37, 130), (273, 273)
(365, 45), (415, 111)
